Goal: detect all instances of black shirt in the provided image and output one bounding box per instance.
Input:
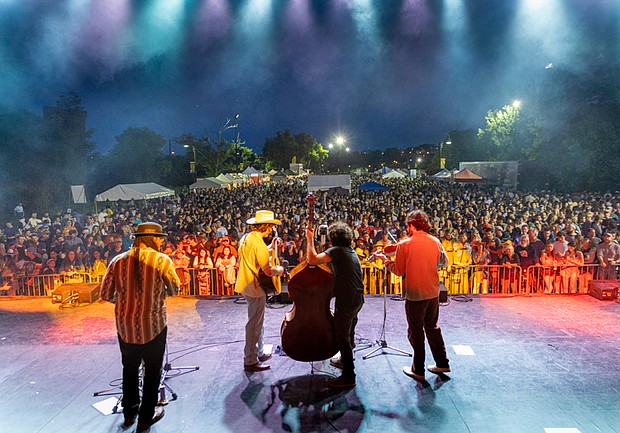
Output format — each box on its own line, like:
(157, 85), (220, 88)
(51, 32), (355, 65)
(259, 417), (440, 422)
(325, 246), (365, 307)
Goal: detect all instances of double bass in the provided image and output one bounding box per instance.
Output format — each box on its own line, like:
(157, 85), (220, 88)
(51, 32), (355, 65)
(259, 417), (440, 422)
(280, 194), (338, 362)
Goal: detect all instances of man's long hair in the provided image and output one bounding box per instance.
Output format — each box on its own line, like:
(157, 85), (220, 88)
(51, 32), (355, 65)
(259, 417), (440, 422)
(328, 221), (354, 247)
(251, 223), (275, 235)
(131, 235), (162, 285)
(406, 210), (431, 233)
(133, 235), (161, 250)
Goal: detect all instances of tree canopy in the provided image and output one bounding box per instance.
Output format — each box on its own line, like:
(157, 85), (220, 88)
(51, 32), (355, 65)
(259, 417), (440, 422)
(262, 129), (328, 170)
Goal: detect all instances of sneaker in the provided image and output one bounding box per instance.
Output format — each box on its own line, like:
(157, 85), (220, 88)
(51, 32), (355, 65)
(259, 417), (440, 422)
(330, 356), (343, 369)
(258, 352), (272, 362)
(402, 366), (425, 381)
(427, 364), (451, 374)
(327, 375), (356, 389)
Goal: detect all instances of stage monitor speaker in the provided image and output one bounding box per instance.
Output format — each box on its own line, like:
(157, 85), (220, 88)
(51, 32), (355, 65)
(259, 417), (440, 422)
(588, 280), (619, 301)
(273, 282), (293, 304)
(51, 283), (100, 304)
(439, 283), (448, 303)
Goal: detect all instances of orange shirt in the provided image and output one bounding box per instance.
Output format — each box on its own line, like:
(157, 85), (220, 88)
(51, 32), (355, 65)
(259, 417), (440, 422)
(387, 231), (448, 301)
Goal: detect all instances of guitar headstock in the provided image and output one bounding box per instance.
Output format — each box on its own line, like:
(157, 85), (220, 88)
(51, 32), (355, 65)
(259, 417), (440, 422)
(307, 193), (315, 229)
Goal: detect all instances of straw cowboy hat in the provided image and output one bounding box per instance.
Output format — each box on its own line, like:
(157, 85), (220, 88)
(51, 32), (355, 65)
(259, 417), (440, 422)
(133, 222), (168, 236)
(246, 210), (281, 225)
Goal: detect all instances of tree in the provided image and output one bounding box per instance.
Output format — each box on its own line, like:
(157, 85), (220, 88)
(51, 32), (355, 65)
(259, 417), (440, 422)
(0, 90), (96, 215)
(55, 89), (85, 111)
(443, 129), (481, 168)
(477, 104), (522, 160)
(100, 127), (167, 187)
(262, 130), (327, 171)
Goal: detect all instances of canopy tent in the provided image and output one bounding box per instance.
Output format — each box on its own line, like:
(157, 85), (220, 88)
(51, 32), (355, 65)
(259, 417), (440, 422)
(215, 173), (232, 184)
(225, 173), (246, 184)
(382, 169), (406, 179)
(356, 181), (390, 191)
(216, 173), (246, 185)
(242, 166), (263, 175)
(307, 175), (351, 194)
(453, 168), (484, 183)
(270, 172), (287, 182)
(190, 177), (227, 190)
(374, 166), (393, 175)
(430, 168), (452, 180)
(95, 182), (174, 202)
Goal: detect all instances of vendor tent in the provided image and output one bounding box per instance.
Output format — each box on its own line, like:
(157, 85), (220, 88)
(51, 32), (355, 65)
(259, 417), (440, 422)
(95, 182), (174, 202)
(215, 174), (233, 184)
(431, 168), (452, 180)
(190, 178), (227, 190)
(374, 166), (393, 175)
(218, 173), (245, 184)
(357, 181), (390, 191)
(307, 175), (351, 194)
(382, 169), (406, 179)
(453, 168), (484, 183)
(242, 166), (262, 175)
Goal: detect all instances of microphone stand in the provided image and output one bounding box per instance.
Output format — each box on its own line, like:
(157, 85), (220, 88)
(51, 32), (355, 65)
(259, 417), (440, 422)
(158, 341), (200, 405)
(363, 252), (411, 360)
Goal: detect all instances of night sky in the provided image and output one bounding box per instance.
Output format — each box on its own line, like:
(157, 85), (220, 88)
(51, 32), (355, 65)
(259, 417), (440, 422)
(1, 0), (618, 154)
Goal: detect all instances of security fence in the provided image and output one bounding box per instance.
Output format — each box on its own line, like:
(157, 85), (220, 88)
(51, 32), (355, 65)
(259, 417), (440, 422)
(1, 263), (618, 298)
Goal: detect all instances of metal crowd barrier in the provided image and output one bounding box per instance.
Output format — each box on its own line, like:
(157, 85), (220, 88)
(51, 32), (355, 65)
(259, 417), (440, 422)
(438, 263), (618, 295)
(9, 272), (101, 297)
(178, 268), (235, 297)
(361, 262), (402, 295)
(3, 263), (618, 298)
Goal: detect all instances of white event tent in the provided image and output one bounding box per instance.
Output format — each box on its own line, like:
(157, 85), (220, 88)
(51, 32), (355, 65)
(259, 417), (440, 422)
(95, 182), (175, 202)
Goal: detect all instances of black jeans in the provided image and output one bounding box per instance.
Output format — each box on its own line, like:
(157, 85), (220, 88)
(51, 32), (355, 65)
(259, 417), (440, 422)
(334, 300), (363, 379)
(118, 327), (167, 424)
(405, 298), (449, 375)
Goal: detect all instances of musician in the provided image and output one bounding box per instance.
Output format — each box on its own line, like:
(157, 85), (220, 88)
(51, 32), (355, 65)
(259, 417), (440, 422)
(306, 221), (364, 389)
(100, 222), (180, 433)
(235, 210), (284, 372)
(375, 210), (451, 382)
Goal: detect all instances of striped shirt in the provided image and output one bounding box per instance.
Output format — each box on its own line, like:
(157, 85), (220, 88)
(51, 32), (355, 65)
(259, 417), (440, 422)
(101, 246), (180, 344)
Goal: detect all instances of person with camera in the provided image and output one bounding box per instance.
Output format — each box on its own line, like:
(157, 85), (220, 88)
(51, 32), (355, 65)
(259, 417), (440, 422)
(375, 210), (450, 382)
(305, 221), (365, 388)
(235, 210), (285, 372)
(100, 222), (180, 433)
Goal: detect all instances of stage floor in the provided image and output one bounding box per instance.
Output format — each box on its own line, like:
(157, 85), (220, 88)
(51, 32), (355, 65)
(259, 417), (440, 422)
(1, 293), (619, 433)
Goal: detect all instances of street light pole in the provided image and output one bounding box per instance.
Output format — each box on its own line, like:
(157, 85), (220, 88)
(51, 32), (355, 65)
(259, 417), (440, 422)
(184, 144), (197, 183)
(234, 114), (240, 172)
(440, 136), (451, 169)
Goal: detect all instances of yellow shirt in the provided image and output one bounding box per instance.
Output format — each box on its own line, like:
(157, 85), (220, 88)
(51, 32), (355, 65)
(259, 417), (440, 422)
(235, 231), (270, 298)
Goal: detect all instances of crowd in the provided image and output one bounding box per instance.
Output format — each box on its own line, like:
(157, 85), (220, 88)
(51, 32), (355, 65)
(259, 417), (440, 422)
(1, 176), (619, 295)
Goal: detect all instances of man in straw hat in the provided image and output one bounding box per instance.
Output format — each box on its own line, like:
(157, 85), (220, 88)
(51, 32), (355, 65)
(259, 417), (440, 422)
(236, 210), (285, 372)
(101, 222), (180, 433)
